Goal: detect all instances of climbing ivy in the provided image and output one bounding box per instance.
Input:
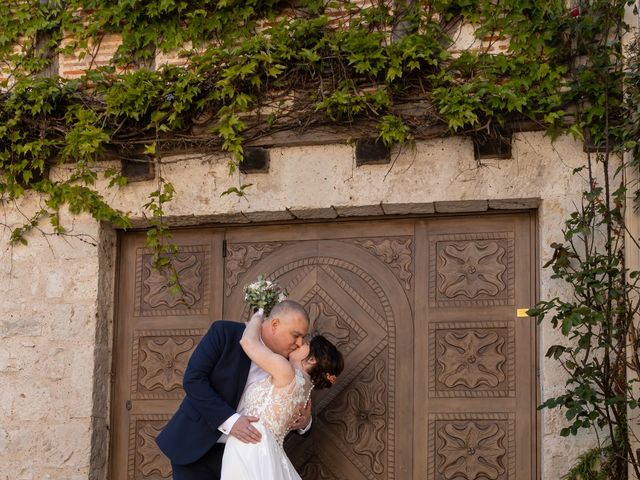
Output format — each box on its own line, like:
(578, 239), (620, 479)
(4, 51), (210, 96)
(0, 0), (635, 243)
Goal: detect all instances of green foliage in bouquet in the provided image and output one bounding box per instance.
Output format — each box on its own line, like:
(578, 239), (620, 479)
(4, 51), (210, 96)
(243, 275), (287, 316)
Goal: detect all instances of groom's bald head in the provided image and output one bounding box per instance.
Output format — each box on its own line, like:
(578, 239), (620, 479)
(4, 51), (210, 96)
(267, 300), (309, 323)
(261, 300), (309, 358)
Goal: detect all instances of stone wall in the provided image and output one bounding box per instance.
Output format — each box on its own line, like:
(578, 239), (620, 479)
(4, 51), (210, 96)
(0, 131), (609, 478)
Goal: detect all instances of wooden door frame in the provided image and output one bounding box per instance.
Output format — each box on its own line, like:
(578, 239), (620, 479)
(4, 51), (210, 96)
(107, 209), (540, 480)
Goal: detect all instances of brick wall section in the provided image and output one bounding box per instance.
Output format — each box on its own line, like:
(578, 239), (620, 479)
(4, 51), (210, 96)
(59, 33), (123, 79)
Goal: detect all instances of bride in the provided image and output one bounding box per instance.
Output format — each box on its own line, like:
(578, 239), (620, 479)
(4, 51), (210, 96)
(221, 310), (344, 480)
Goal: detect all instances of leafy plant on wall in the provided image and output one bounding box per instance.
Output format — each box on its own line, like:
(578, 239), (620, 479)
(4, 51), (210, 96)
(0, 0), (631, 245)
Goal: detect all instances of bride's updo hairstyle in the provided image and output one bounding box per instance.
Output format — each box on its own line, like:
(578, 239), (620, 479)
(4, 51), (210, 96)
(307, 335), (344, 390)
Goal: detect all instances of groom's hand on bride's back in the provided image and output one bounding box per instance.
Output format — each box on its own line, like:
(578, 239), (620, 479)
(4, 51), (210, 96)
(288, 400), (312, 431)
(229, 415), (262, 443)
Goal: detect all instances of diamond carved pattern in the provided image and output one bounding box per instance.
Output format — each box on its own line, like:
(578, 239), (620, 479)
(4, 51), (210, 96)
(430, 322), (515, 398)
(135, 245), (210, 316)
(302, 287), (367, 356)
(128, 415), (171, 480)
(429, 232), (514, 308)
(323, 357), (387, 476)
(427, 414), (515, 480)
(231, 255), (399, 479)
(132, 329), (206, 399)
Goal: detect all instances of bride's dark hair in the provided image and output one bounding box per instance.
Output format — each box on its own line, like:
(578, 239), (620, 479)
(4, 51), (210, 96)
(306, 335), (344, 390)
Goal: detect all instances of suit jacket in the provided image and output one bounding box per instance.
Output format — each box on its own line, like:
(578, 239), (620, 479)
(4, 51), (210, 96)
(156, 320), (251, 465)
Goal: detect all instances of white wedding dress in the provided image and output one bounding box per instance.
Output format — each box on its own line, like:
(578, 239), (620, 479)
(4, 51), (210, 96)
(221, 368), (311, 480)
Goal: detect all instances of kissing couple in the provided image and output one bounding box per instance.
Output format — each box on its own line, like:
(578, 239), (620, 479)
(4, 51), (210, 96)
(156, 299), (345, 480)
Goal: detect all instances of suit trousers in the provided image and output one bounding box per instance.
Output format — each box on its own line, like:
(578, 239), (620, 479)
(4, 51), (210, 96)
(171, 443), (225, 480)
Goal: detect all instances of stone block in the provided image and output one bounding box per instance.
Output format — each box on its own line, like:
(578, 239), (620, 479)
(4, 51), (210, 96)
(288, 207), (338, 219)
(13, 384), (52, 422)
(434, 200), (488, 213)
(0, 316), (42, 338)
(0, 348), (22, 373)
(334, 204), (384, 217)
(488, 198), (540, 210)
(46, 270), (66, 298)
(381, 202), (435, 215)
(44, 348), (69, 381)
(39, 423), (92, 469)
(242, 210), (295, 223)
(42, 304), (89, 341)
(208, 212), (252, 224)
(0, 427), (7, 455)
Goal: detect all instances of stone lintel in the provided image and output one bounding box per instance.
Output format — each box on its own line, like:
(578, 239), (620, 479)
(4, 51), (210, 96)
(488, 198), (540, 210)
(288, 207), (338, 220)
(381, 202), (435, 216)
(334, 204), (385, 217)
(126, 198), (537, 229)
(128, 212), (250, 228)
(434, 200), (489, 213)
(242, 210), (295, 222)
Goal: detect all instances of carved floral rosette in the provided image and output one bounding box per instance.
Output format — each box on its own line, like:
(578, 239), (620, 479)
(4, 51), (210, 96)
(322, 355), (388, 478)
(429, 322), (515, 398)
(427, 413), (515, 480)
(131, 329), (206, 399)
(429, 232), (515, 308)
(135, 245), (210, 316)
(128, 414), (172, 479)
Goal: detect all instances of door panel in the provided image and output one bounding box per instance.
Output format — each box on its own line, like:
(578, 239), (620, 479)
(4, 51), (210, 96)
(111, 231), (224, 479)
(223, 223), (415, 480)
(414, 214), (535, 480)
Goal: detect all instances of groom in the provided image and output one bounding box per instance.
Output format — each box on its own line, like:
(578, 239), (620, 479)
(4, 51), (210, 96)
(156, 300), (312, 479)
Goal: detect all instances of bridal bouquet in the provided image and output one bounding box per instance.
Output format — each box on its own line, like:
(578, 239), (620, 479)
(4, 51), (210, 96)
(244, 275), (288, 316)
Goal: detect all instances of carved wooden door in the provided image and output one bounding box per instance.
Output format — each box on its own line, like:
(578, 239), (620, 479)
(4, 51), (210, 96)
(223, 221), (415, 479)
(111, 214), (536, 480)
(111, 230), (224, 479)
(414, 213), (536, 480)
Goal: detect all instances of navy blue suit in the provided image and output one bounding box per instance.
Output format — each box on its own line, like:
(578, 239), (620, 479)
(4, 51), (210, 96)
(156, 320), (251, 479)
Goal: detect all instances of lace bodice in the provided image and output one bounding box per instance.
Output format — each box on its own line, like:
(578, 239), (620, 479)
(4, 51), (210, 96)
(238, 368), (311, 446)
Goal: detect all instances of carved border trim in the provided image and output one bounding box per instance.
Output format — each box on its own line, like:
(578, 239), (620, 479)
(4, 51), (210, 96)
(224, 242), (284, 296)
(428, 321), (515, 398)
(426, 412), (516, 480)
(134, 245), (210, 317)
(131, 328), (207, 400)
(428, 231), (515, 308)
(127, 413), (172, 480)
(348, 236), (414, 291)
